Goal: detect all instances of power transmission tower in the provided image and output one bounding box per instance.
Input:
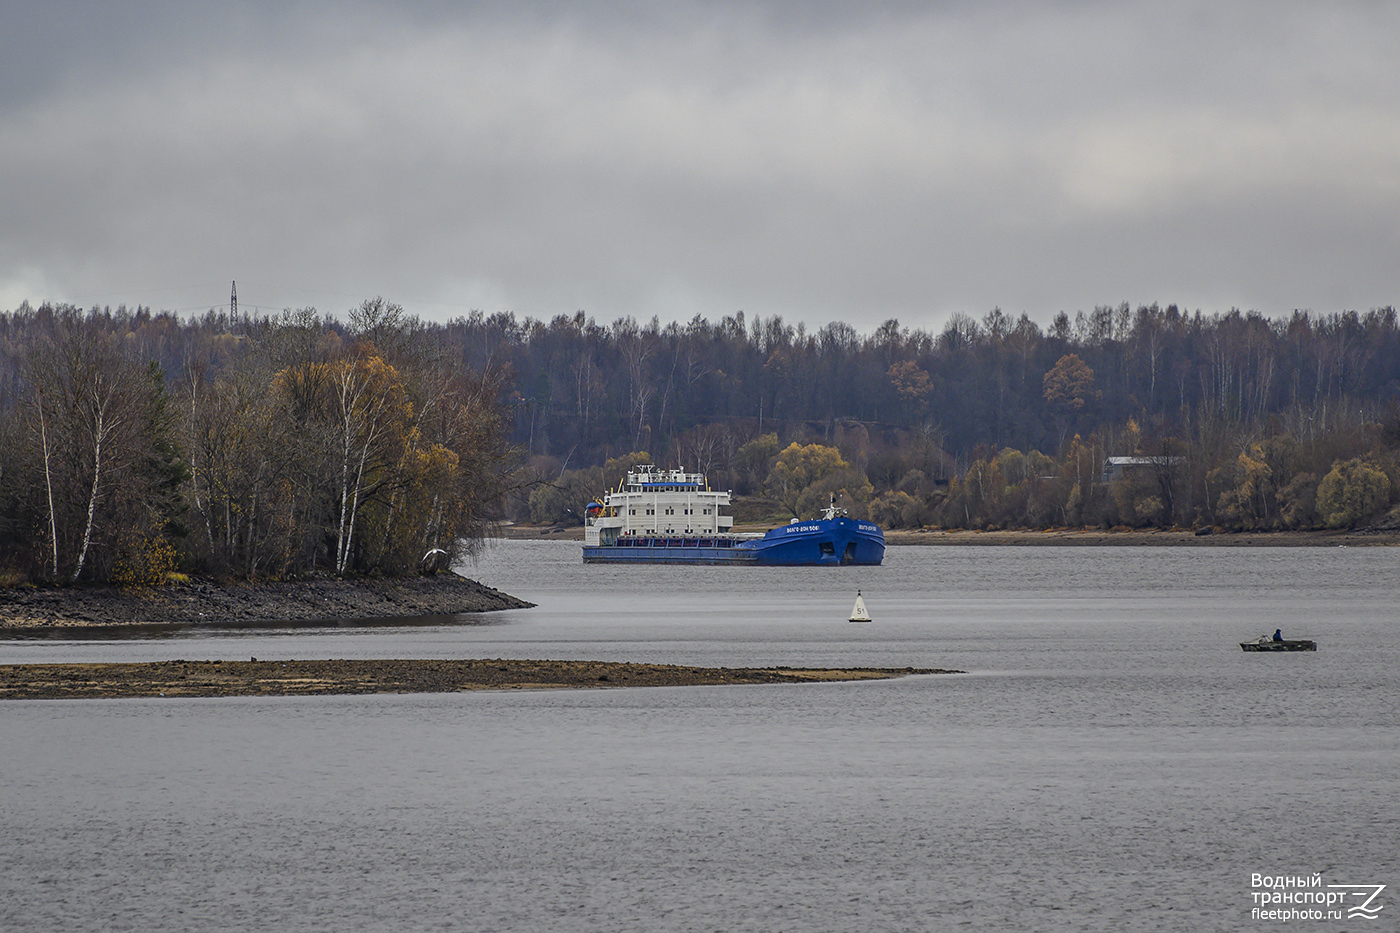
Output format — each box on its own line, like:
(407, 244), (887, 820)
(230, 280), (238, 319)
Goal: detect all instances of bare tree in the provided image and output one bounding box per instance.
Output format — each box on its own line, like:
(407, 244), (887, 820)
(24, 321), (154, 582)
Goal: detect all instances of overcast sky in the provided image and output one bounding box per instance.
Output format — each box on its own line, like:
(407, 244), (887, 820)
(2, 1), (1397, 332)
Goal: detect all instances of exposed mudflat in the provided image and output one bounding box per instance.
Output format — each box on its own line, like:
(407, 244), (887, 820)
(0, 573), (533, 629)
(0, 658), (960, 700)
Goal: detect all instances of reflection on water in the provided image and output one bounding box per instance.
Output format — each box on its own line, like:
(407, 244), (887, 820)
(2, 543), (1398, 932)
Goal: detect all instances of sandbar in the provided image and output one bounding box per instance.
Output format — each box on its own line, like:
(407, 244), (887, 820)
(0, 658), (960, 700)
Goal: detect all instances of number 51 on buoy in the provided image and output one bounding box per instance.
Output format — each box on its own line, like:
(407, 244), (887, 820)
(849, 590), (871, 622)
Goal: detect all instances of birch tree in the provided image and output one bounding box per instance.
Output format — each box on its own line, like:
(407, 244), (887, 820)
(327, 351), (410, 573)
(24, 322), (155, 582)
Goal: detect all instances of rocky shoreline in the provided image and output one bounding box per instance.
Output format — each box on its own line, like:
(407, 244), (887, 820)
(0, 572), (533, 629)
(0, 658), (960, 699)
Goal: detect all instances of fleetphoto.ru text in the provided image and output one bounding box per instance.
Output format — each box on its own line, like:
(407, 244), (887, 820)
(1251, 873), (1385, 923)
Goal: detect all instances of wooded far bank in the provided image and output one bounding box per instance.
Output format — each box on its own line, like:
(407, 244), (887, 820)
(1, 299), (1398, 585)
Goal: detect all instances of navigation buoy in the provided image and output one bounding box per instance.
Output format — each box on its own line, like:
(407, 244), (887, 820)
(849, 589), (871, 622)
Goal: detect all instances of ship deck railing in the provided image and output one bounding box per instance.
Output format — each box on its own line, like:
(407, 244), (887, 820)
(610, 536), (740, 548)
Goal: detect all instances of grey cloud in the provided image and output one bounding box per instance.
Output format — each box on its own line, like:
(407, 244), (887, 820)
(2, 1), (1397, 327)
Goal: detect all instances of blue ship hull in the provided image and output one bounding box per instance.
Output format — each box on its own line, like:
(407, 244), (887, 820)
(739, 516), (885, 566)
(581, 517), (884, 566)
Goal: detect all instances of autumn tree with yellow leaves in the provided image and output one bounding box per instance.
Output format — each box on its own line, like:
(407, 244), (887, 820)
(765, 442), (859, 518)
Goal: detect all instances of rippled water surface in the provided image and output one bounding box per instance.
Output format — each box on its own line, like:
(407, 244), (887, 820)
(3, 543), (1398, 931)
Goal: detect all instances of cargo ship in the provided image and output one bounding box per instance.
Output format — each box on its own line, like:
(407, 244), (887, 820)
(581, 465), (884, 565)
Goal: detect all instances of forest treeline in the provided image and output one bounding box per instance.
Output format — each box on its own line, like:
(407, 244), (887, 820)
(2, 299), (1400, 584)
(498, 302), (1400, 534)
(0, 300), (512, 584)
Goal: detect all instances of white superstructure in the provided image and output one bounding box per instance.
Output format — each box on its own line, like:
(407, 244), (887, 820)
(583, 465), (734, 546)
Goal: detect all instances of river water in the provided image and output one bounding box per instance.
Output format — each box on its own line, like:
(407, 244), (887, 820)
(2, 542), (1397, 931)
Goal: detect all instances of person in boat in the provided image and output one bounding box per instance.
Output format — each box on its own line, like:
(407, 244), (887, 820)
(1272, 628), (1283, 642)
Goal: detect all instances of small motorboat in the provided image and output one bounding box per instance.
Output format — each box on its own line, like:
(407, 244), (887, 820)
(1240, 636), (1316, 652)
